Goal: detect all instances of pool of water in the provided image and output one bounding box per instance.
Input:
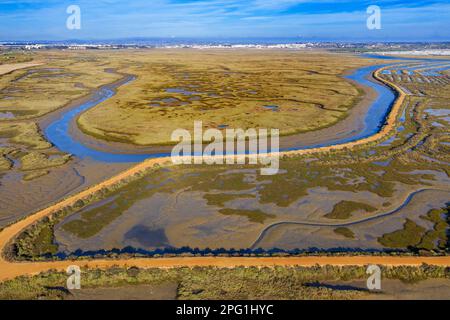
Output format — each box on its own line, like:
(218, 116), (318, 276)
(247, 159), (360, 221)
(376, 58), (450, 77)
(0, 111), (15, 119)
(262, 105), (279, 112)
(283, 63), (397, 151)
(165, 87), (202, 96)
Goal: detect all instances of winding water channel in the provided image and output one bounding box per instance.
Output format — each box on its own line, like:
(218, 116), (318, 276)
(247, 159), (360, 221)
(44, 55), (430, 163)
(250, 188), (450, 249)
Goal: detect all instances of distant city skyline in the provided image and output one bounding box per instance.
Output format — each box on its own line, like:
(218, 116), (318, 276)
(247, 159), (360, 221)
(1, 0), (449, 42)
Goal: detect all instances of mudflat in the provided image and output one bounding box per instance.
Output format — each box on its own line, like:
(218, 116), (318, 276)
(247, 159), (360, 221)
(66, 283), (178, 300)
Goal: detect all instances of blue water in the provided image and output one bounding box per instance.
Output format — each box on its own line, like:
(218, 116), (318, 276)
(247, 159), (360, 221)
(364, 54), (450, 77)
(362, 54), (429, 61)
(362, 54), (405, 60)
(283, 63), (396, 152)
(420, 64), (450, 76)
(45, 77), (167, 162)
(408, 62), (450, 76)
(387, 63), (450, 77)
(44, 59), (400, 163)
(262, 105), (279, 112)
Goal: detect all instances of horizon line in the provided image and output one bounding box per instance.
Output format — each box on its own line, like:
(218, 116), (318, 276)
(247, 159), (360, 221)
(2, 38), (450, 44)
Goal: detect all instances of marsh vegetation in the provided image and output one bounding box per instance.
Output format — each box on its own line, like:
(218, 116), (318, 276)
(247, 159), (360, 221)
(78, 50), (368, 145)
(1, 265), (449, 300)
(2, 50), (449, 259)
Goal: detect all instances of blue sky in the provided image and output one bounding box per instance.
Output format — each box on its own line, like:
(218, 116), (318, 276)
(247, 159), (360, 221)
(0, 0), (449, 41)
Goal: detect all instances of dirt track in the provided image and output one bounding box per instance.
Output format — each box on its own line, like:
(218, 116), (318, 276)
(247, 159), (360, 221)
(1, 66), (449, 283)
(1, 256), (450, 282)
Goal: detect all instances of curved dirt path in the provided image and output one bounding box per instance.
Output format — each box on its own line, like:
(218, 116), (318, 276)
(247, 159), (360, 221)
(2, 256), (450, 282)
(1, 66), (449, 283)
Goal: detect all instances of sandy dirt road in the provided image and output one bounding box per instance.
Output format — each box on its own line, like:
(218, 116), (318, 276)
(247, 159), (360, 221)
(1, 256), (450, 282)
(1, 66), (448, 283)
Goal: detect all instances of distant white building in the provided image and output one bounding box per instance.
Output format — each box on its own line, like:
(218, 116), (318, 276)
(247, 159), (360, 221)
(68, 45), (87, 50)
(24, 44), (44, 50)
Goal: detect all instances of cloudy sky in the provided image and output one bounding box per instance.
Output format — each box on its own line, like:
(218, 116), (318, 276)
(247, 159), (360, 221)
(0, 0), (449, 41)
